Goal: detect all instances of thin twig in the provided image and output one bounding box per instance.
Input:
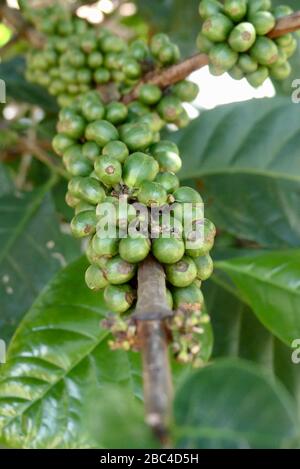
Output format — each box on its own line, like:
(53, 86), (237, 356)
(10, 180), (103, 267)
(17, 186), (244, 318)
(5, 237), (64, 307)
(268, 11), (300, 38)
(135, 255), (174, 445)
(122, 10), (300, 103)
(19, 138), (70, 180)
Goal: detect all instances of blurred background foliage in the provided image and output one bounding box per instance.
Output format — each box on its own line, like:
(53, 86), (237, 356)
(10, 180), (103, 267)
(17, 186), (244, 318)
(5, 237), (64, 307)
(0, 0), (300, 449)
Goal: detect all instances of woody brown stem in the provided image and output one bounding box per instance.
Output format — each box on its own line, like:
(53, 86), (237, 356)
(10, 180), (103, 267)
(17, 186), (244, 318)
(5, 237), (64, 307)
(122, 10), (300, 103)
(135, 255), (174, 445)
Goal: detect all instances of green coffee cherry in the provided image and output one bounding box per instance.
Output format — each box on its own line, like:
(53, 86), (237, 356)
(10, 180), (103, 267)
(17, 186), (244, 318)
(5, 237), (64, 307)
(123, 152), (159, 188)
(202, 13), (233, 43)
(223, 0), (247, 22)
(185, 219), (216, 257)
(106, 102), (128, 125)
(85, 119), (118, 146)
(150, 33), (170, 55)
(104, 284), (136, 314)
(158, 43), (180, 64)
(176, 110), (190, 130)
(138, 113), (164, 133)
(119, 236), (151, 263)
(199, 0), (224, 19)
(63, 145), (92, 176)
(282, 37), (297, 59)
(165, 256), (197, 287)
(246, 65), (269, 87)
(276, 34), (293, 48)
(157, 96), (183, 123)
(82, 142), (101, 162)
(250, 37), (278, 65)
(270, 61), (291, 80)
(85, 264), (108, 290)
(102, 140), (129, 163)
(137, 181), (168, 207)
(104, 256), (136, 285)
(77, 68), (93, 84)
(194, 254), (214, 281)
(58, 114), (86, 139)
(87, 51), (103, 68)
(173, 80), (199, 102)
(228, 23), (256, 53)
(152, 237), (185, 264)
(127, 101), (150, 118)
(238, 53), (258, 73)
(122, 58), (141, 79)
(209, 43), (238, 70)
(94, 155), (122, 186)
(154, 172), (180, 194)
(166, 289), (173, 310)
(92, 235), (119, 258)
(273, 5), (293, 19)
(94, 67), (110, 84)
(248, 0), (271, 15)
(65, 191), (80, 208)
(249, 11), (275, 36)
(173, 186), (202, 204)
(229, 65), (244, 80)
(121, 123), (153, 151)
(138, 84), (162, 105)
(68, 176), (106, 204)
(130, 39), (150, 61)
(209, 63), (227, 76)
(172, 283), (204, 312)
(100, 34), (127, 53)
(52, 133), (75, 156)
(151, 141), (182, 173)
(81, 99), (105, 122)
(70, 210), (98, 238)
(196, 32), (214, 53)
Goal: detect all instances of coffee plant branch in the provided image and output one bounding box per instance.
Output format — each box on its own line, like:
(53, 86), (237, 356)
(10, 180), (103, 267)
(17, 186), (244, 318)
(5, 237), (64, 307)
(135, 255), (174, 445)
(122, 11), (300, 103)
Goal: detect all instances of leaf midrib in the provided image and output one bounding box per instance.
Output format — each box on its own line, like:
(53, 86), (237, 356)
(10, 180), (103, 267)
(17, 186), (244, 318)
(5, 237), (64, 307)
(215, 261), (300, 298)
(0, 329), (110, 435)
(180, 167), (300, 183)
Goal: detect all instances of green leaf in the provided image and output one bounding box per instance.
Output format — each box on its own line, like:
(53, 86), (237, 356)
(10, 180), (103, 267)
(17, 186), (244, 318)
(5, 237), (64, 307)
(173, 98), (300, 183)
(0, 180), (80, 341)
(0, 256), (142, 448)
(0, 163), (13, 197)
(202, 174), (300, 248)
(215, 251), (300, 345)
(204, 281), (300, 414)
(0, 57), (57, 112)
(174, 358), (299, 448)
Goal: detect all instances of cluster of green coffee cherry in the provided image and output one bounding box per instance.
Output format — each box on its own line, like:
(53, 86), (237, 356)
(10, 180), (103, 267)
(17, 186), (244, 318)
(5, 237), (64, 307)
(25, 4), (195, 123)
(52, 90), (216, 365)
(197, 0), (296, 86)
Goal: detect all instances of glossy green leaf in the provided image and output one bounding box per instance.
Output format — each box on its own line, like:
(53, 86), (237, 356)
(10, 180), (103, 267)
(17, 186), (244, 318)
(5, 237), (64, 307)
(175, 359), (299, 448)
(216, 251), (300, 345)
(204, 281), (300, 414)
(0, 257), (142, 448)
(173, 98), (300, 183)
(202, 174), (300, 248)
(0, 180), (80, 341)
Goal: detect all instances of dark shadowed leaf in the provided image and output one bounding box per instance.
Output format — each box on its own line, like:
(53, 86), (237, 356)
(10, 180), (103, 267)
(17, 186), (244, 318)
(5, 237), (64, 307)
(175, 359), (299, 448)
(0, 180), (80, 341)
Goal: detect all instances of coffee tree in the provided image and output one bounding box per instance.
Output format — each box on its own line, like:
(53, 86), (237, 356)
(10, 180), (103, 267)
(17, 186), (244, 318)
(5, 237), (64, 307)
(0, 0), (300, 449)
